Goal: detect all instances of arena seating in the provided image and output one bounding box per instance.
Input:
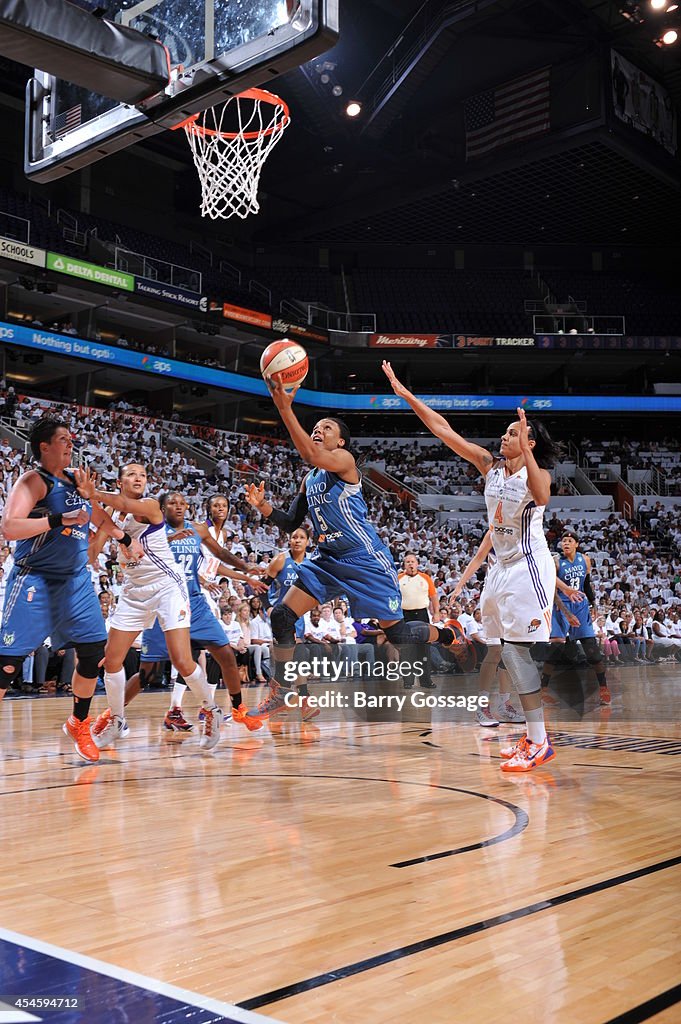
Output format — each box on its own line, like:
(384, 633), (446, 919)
(540, 270), (681, 336)
(6, 186), (679, 337)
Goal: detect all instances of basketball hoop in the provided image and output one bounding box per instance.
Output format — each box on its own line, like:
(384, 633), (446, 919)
(174, 88), (290, 220)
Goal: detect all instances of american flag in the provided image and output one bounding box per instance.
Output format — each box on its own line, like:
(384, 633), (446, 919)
(464, 67), (550, 160)
(54, 104), (82, 138)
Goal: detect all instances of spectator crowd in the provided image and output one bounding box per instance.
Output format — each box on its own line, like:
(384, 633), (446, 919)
(1, 389), (680, 693)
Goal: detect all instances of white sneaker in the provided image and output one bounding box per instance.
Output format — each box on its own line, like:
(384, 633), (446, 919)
(495, 701), (526, 724)
(476, 706), (500, 727)
(199, 704), (222, 751)
(92, 714), (128, 750)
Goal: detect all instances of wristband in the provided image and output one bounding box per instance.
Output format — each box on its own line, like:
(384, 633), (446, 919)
(47, 513), (63, 529)
(118, 532), (132, 547)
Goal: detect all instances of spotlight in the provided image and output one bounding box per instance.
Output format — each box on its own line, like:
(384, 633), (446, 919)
(332, 83), (343, 97)
(345, 100), (361, 117)
(650, 0), (666, 8)
(655, 27), (679, 42)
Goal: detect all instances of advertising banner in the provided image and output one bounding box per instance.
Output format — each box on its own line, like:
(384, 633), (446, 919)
(369, 334), (444, 348)
(135, 277), (208, 312)
(0, 236), (46, 268)
(46, 252), (134, 291)
(222, 302), (272, 330)
(271, 317), (329, 344)
(369, 334), (536, 348)
(2, 320), (681, 413)
(537, 335), (681, 350)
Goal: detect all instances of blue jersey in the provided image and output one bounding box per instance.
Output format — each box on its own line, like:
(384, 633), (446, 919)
(165, 521), (203, 598)
(267, 553), (308, 607)
(557, 552), (589, 593)
(552, 551), (594, 641)
(304, 469), (383, 557)
(13, 469), (92, 579)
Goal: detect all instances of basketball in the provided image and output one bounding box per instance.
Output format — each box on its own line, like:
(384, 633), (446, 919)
(260, 339), (308, 391)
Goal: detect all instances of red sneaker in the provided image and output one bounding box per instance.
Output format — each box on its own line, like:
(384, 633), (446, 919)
(63, 715), (99, 762)
(232, 703), (263, 732)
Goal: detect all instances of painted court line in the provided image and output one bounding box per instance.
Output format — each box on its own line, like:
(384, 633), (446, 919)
(0, 927), (282, 1024)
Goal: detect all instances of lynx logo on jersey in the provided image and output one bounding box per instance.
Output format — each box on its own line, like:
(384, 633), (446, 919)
(389, 597), (400, 612)
(3, 632), (15, 646)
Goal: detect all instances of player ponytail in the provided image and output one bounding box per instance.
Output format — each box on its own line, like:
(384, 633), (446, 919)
(526, 419), (564, 469)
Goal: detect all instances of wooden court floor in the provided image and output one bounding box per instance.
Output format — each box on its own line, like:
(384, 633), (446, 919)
(1, 662), (680, 1024)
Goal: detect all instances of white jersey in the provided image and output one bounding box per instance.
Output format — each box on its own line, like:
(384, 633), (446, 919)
(113, 513), (185, 590)
(484, 463), (549, 564)
(200, 523), (228, 583)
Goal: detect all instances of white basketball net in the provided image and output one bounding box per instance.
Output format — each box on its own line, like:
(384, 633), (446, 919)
(182, 89), (290, 220)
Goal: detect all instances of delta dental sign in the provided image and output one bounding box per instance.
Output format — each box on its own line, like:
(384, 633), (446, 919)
(46, 252), (134, 291)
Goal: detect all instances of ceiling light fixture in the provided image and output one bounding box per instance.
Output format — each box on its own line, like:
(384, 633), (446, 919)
(654, 26), (679, 43)
(345, 100), (362, 117)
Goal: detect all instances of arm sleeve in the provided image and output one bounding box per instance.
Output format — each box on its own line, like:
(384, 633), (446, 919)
(268, 490), (310, 533)
(583, 574), (595, 605)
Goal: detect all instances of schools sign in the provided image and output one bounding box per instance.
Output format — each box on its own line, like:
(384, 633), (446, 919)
(0, 236), (47, 268)
(47, 252), (134, 291)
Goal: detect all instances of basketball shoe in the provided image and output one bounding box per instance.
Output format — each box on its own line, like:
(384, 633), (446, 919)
(476, 706), (500, 727)
(232, 703), (264, 732)
(495, 700), (526, 724)
(246, 681), (292, 720)
(163, 706), (194, 732)
(91, 707), (112, 737)
(92, 714), (129, 750)
(300, 696), (321, 721)
(500, 734), (530, 759)
(500, 735), (555, 773)
(199, 704), (222, 750)
(63, 715), (100, 763)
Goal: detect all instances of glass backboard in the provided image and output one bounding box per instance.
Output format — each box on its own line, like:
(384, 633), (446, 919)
(25, 0), (338, 182)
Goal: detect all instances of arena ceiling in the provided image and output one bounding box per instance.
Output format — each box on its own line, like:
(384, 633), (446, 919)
(0, 0), (679, 249)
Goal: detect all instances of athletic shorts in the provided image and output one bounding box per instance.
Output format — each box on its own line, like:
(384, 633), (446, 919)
(480, 548), (555, 644)
(0, 566), (107, 656)
(110, 577), (190, 634)
(295, 546), (402, 621)
(551, 594), (595, 641)
(141, 592), (226, 661)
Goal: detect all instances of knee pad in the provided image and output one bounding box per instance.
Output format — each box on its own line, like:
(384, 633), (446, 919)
(140, 662), (163, 688)
(545, 644), (566, 666)
(581, 637), (603, 666)
(270, 603), (299, 646)
(501, 641), (541, 695)
(0, 655), (24, 688)
(383, 619), (431, 646)
(75, 640), (106, 679)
